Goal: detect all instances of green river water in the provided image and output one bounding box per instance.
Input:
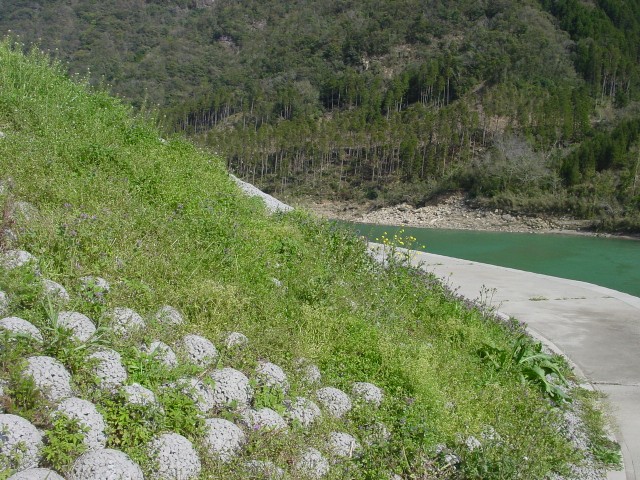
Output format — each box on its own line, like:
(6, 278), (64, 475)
(350, 224), (640, 298)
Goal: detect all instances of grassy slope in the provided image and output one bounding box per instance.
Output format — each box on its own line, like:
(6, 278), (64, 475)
(0, 40), (612, 478)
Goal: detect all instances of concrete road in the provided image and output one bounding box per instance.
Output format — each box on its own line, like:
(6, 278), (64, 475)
(370, 246), (639, 480)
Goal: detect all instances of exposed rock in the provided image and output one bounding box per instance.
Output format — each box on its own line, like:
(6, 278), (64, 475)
(202, 418), (246, 462)
(55, 397), (107, 449)
(88, 349), (127, 392)
(155, 305), (184, 326)
(0, 414), (43, 471)
(284, 397), (322, 427)
(104, 307), (145, 336)
(351, 382), (383, 407)
(209, 367), (253, 409)
(178, 334), (218, 368)
(57, 311), (96, 342)
(294, 447), (330, 479)
(69, 448), (143, 480)
(41, 279), (70, 303)
(148, 432), (201, 480)
(255, 361), (289, 392)
(0, 317), (43, 342)
(24, 356), (73, 402)
(316, 387), (352, 418)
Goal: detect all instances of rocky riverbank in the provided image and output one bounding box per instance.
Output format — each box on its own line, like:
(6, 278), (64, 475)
(300, 194), (595, 235)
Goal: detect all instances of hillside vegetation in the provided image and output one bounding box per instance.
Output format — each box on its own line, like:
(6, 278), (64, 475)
(2, 0), (640, 229)
(0, 41), (622, 478)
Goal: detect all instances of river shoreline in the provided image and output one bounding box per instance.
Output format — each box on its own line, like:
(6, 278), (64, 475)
(296, 194), (639, 240)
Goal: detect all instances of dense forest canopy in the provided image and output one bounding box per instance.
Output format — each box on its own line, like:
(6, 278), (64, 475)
(2, 0), (640, 229)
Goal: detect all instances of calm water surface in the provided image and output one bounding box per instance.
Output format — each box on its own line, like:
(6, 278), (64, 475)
(350, 223), (640, 298)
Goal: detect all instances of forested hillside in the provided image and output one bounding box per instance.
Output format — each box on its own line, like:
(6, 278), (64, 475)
(2, 0), (640, 229)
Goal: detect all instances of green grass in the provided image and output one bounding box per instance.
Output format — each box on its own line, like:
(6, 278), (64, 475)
(574, 389), (624, 471)
(0, 39), (618, 479)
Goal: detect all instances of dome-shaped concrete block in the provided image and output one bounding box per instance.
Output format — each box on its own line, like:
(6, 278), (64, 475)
(296, 361), (322, 385)
(326, 432), (362, 459)
(209, 368), (253, 409)
(239, 407), (288, 433)
(88, 349), (127, 392)
(0, 380), (6, 413)
(0, 291), (9, 317)
(7, 468), (65, 480)
(143, 341), (178, 368)
(284, 397), (322, 428)
(173, 377), (215, 414)
(294, 448), (330, 479)
(0, 176), (10, 192)
(78, 276), (110, 303)
(57, 311), (96, 342)
(11, 202), (38, 224)
(55, 397), (107, 450)
(1, 228), (17, 248)
(104, 308), (145, 336)
(351, 382), (383, 407)
(243, 460), (286, 479)
(121, 383), (159, 409)
(178, 334), (218, 368)
(154, 306), (184, 326)
(24, 356), (73, 402)
(255, 361), (289, 392)
(68, 448), (143, 480)
(224, 331), (248, 349)
(361, 422), (391, 446)
(0, 414), (43, 471)
(0, 317), (43, 342)
(315, 387), (352, 419)
(41, 279), (70, 303)
(148, 432), (201, 480)
(0, 250), (37, 271)
(202, 418), (246, 462)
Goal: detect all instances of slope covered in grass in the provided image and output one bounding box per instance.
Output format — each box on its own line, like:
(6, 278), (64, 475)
(0, 41), (617, 479)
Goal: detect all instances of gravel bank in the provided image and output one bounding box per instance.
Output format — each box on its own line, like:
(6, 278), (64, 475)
(300, 194), (597, 235)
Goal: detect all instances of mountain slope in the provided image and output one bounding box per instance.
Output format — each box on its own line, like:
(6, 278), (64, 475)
(2, 0), (639, 228)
